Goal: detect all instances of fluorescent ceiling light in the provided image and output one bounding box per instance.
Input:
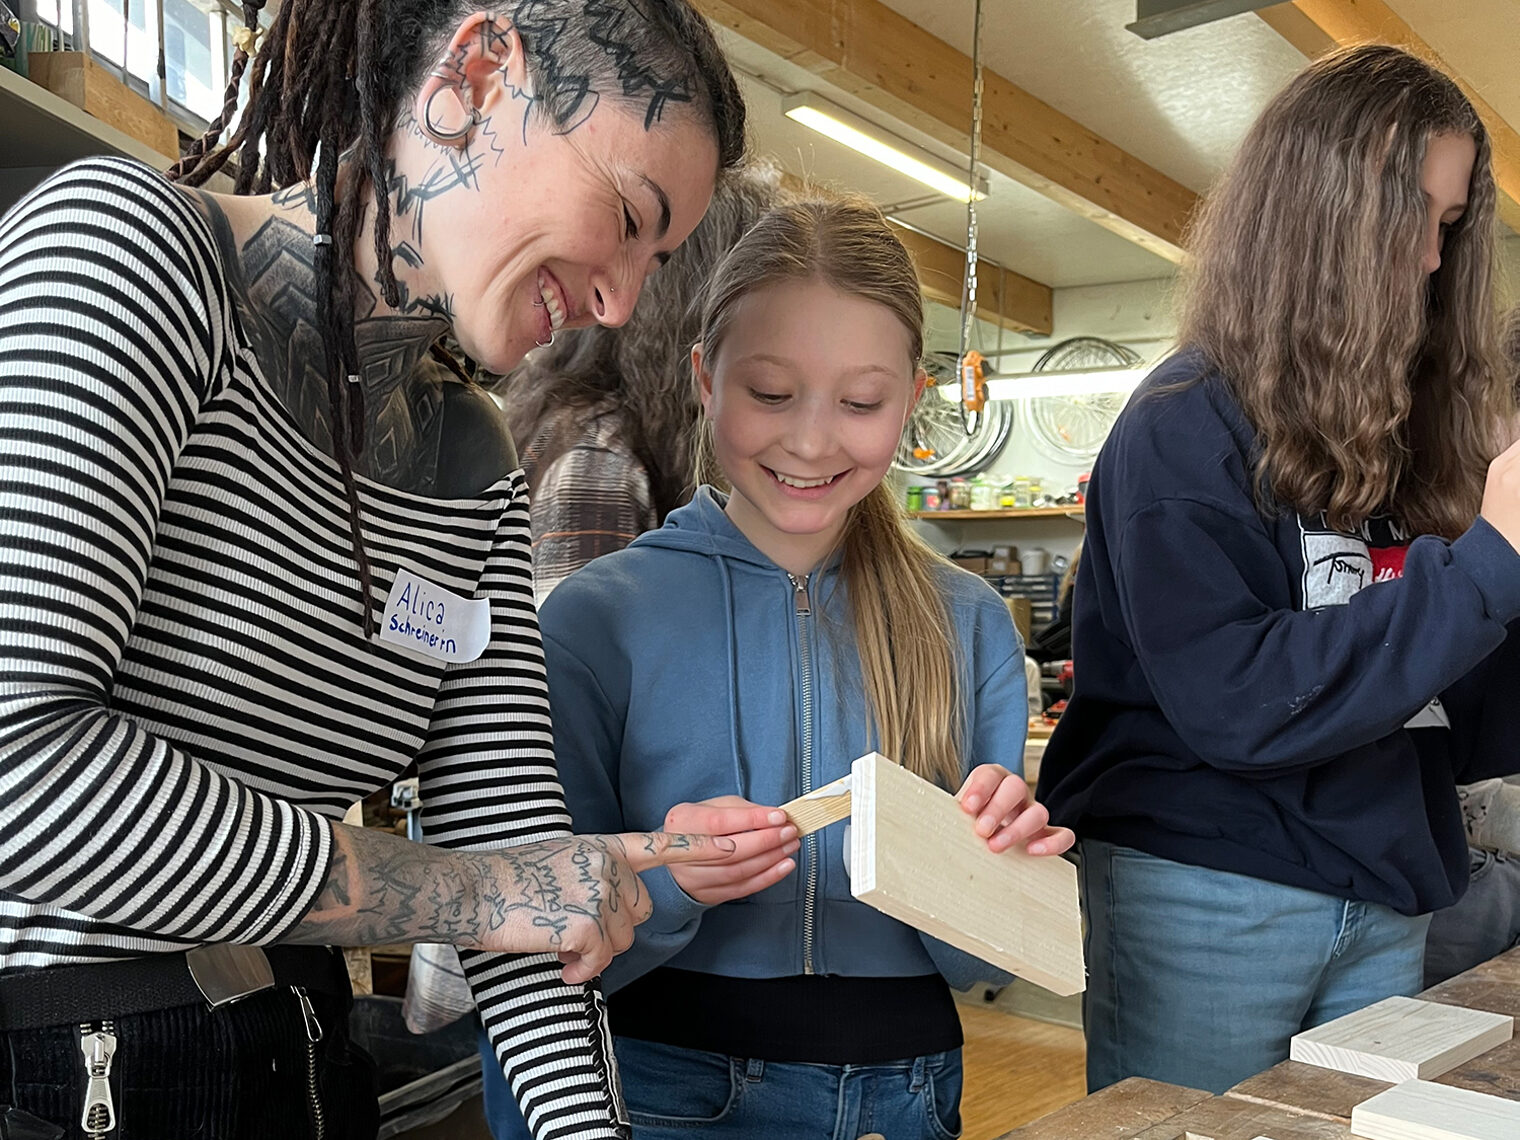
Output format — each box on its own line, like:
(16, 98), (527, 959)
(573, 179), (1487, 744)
(937, 367), (1151, 402)
(783, 93), (987, 204)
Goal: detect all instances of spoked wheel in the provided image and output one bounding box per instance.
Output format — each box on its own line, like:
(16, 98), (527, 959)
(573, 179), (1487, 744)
(1020, 337), (1141, 465)
(894, 353), (1014, 478)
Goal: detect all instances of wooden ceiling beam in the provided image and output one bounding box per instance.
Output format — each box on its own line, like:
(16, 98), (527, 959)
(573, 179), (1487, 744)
(776, 170), (1053, 333)
(696, 0), (1198, 264)
(1258, 0), (1520, 233)
(888, 222), (1053, 335)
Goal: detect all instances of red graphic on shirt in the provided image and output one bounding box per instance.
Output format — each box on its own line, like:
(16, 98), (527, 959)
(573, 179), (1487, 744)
(1370, 544), (1409, 583)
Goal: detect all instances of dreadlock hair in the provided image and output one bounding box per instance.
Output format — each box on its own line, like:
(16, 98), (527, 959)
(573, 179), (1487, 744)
(500, 161), (782, 521)
(167, 0), (746, 635)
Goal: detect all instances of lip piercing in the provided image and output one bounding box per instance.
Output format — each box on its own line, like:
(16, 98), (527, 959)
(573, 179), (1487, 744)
(535, 333), (556, 347)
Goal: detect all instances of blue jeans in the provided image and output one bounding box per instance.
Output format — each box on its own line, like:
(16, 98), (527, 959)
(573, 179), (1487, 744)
(1425, 847), (1520, 987)
(1080, 838), (1430, 1095)
(480, 1030), (962, 1140)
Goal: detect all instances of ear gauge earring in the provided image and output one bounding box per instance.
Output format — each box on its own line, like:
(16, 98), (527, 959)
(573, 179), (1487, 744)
(420, 79), (480, 148)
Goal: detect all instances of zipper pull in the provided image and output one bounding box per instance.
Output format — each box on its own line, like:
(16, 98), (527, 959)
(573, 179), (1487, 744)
(78, 1023), (117, 1136)
(788, 572), (810, 615)
(293, 986), (325, 1044)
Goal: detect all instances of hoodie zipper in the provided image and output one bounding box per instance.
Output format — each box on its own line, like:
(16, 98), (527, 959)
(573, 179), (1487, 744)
(787, 571), (820, 975)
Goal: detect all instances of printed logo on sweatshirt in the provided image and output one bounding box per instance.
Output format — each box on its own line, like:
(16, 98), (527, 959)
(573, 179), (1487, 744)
(1297, 515), (1446, 729)
(1299, 529), (1374, 608)
(1298, 516), (1413, 608)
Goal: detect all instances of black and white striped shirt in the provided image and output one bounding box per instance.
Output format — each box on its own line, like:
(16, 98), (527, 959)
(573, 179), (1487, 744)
(0, 158), (625, 1138)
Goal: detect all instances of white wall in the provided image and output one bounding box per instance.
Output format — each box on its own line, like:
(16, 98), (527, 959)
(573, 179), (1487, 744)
(912, 276), (1178, 562)
(913, 233), (1520, 563)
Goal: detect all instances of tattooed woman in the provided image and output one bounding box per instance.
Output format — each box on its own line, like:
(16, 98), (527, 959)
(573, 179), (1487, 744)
(0, 1), (744, 1136)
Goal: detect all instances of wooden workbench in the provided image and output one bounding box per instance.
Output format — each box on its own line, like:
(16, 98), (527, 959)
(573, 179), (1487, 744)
(994, 945), (1520, 1138)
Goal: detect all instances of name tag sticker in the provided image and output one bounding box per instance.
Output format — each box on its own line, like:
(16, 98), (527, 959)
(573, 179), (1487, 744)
(379, 568), (491, 664)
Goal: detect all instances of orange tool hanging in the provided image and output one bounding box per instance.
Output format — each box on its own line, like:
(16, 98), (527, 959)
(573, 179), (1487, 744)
(960, 350), (988, 414)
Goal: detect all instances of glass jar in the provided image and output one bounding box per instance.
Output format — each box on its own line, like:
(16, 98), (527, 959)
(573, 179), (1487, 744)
(969, 476), (995, 511)
(948, 478), (972, 510)
(906, 485), (925, 512)
(922, 485), (942, 510)
(1012, 476), (1032, 509)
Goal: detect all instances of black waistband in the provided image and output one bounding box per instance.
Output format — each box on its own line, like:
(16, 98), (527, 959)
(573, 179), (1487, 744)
(0, 946), (345, 1032)
(609, 967), (962, 1065)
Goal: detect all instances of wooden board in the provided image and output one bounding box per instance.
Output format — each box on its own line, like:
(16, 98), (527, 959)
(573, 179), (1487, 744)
(991, 1077), (1212, 1139)
(25, 52), (179, 161)
(778, 773), (852, 837)
(1129, 1094), (1353, 1139)
(1226, 1059), (1390, 1122)
(1289, 996), (1512, 1082)
(1349, 1078), (1520, 1140)
(847, 752), (1085, 996)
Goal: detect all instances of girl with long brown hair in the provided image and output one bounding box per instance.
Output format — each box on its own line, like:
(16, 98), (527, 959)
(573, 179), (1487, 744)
(1037, 44), (1520, 1094)
(530, 196), (1072, 1138)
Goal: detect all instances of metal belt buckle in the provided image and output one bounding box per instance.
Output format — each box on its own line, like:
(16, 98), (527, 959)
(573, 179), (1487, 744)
(185, 944), (276, 1009)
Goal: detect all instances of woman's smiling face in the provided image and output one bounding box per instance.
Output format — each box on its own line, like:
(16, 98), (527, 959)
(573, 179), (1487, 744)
(402, 16), (719, 374)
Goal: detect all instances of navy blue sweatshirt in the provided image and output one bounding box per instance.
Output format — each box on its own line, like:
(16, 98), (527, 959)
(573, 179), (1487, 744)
(1037, 350), (1520, 916)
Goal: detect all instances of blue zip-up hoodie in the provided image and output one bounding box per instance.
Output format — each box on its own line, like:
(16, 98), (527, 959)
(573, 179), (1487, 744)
(537, 487), (1028, 991)
(1037, 351), (1520, 916)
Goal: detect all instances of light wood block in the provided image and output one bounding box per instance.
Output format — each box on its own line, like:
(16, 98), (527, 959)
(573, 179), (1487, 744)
(778, 773), (853, 837)
(847, 752), (1084, 996)
(26, 52), (179, 160)
(1289, 996), (1512, 1082)
(1349, 1078), (1520, 1140)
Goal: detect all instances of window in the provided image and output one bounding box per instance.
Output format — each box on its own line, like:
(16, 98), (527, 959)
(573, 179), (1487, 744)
(31, 0), (263, 134)
(163, 0), (219, 120)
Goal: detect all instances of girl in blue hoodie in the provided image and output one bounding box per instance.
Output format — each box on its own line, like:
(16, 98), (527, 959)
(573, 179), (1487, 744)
(483, 197), (1074, 1140)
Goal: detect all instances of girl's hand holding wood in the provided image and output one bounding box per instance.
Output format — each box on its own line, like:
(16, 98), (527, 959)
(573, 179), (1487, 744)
(956, 765), (1075, 856)
(661, 796), (801, 904)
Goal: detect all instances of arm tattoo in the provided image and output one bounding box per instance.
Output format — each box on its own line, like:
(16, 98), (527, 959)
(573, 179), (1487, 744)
(286, 824), (641, 951)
